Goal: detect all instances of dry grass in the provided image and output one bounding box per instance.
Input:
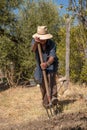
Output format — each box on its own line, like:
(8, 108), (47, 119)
(0, 83), (87, 127)
(58, 83), (87, 113)
(0, 86), (46, 128)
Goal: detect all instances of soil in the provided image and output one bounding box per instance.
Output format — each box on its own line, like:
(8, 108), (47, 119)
(0, 110), (87, 130)
(19, 111), (87, 130)
(0, 83), (87, 130)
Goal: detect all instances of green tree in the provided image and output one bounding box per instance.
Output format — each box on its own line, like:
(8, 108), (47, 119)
(80, 61), (87, 84)
(57, 25), (87, 83)
(0, 0), (60, 85)
(68, 0), (87, 27)
(56, 28), (66, 76)
(0, 0), (23, 85)
(67, 0), (87, 60)
(70, 26), (84, 82)
(49, 0), (87, 84)
(13, 0), (60, 82)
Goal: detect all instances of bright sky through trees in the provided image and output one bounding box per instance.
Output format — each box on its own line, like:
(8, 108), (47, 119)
(53, 0), (69, 15)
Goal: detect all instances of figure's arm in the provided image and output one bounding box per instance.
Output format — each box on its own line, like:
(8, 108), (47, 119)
(40, 56), (54, 70)
(46, 56), (54, 66)
(31, 42), (38, 52)
(40, 42), (56, 70)
(46, 42), (56, 66)
(31, 37), (41, 52)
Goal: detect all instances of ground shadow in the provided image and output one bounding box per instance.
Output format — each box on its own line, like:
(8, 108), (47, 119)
(59, 99), (76, 105)
(58, 99), (76, 112)
(0, 83), (10, 92)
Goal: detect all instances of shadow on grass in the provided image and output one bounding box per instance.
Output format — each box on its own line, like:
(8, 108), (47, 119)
(0, 81), (36, 92)
(0, 83), (10, 92)
(58, 99), (76, 112)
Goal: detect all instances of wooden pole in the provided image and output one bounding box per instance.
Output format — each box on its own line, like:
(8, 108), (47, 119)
(37, 43), (51, 103)
(65, 18), (71, 88)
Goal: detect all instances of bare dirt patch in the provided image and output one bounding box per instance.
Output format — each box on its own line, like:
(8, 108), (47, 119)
(0, 83), (87, 130)
(1, 111), (87, 130)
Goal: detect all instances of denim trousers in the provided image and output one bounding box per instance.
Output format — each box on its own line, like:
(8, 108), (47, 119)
(40, 72), (57, 106)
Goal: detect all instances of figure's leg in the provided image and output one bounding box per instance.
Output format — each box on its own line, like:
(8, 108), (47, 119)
(47, 73), (57, 97)
(40, 78), (49, 108)
(40, 73), (58, 107)
(52, 73), (58, 98)
(48, 73), (58, 105)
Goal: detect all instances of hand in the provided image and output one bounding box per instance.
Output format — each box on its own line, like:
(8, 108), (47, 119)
(40, 62), (47, 70)
(34, 37), (41, 43)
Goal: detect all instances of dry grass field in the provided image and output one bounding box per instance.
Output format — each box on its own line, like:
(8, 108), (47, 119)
(0, 82), (87, 130)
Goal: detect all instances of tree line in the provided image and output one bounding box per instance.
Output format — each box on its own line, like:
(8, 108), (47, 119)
(0, 0), (87, 86)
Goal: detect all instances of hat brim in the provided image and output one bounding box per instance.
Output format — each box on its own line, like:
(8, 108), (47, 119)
(32, 33), (53, 40)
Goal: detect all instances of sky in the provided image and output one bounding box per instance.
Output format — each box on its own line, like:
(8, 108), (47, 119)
(55, 0), (78, 25)
(14, 0), (69, 16)
(55, 0), (68, 7)
(54, 0), (69, 15)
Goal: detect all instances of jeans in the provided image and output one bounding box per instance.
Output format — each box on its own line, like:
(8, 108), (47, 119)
(40, 72), (57, 106)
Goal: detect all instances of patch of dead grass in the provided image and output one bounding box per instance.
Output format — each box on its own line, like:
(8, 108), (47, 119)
(0, 86), (46, 126)
(0, 83), (87, 127)
(59, 83), (87, 113)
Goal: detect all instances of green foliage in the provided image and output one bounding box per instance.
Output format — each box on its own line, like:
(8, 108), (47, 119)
(80, 60), (87, 84)
(65, 4), (87, 84)
(56, 28), (66, 76)
(57, 25), (87, 84)
(70, 26), (84, 82)
(13, 0), (60, 81)
(0, 0), (87, 85)
(68, 0), (87, 28)
(0, 36), (15, 67)
(0, 0), (60, 84)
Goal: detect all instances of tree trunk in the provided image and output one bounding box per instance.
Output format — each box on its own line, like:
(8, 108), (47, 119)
(65, 18), (71, 88)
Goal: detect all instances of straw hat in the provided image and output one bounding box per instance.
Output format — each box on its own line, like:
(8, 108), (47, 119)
(32, 26), (53, 40)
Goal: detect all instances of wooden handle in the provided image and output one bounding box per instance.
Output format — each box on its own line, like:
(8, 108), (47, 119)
(37, 43), (51, 103)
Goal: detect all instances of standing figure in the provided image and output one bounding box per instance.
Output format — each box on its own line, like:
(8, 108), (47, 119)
(31, 26), (58, 108)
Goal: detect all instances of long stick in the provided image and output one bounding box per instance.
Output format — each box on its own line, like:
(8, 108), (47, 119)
(37, 43), (51, 103)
